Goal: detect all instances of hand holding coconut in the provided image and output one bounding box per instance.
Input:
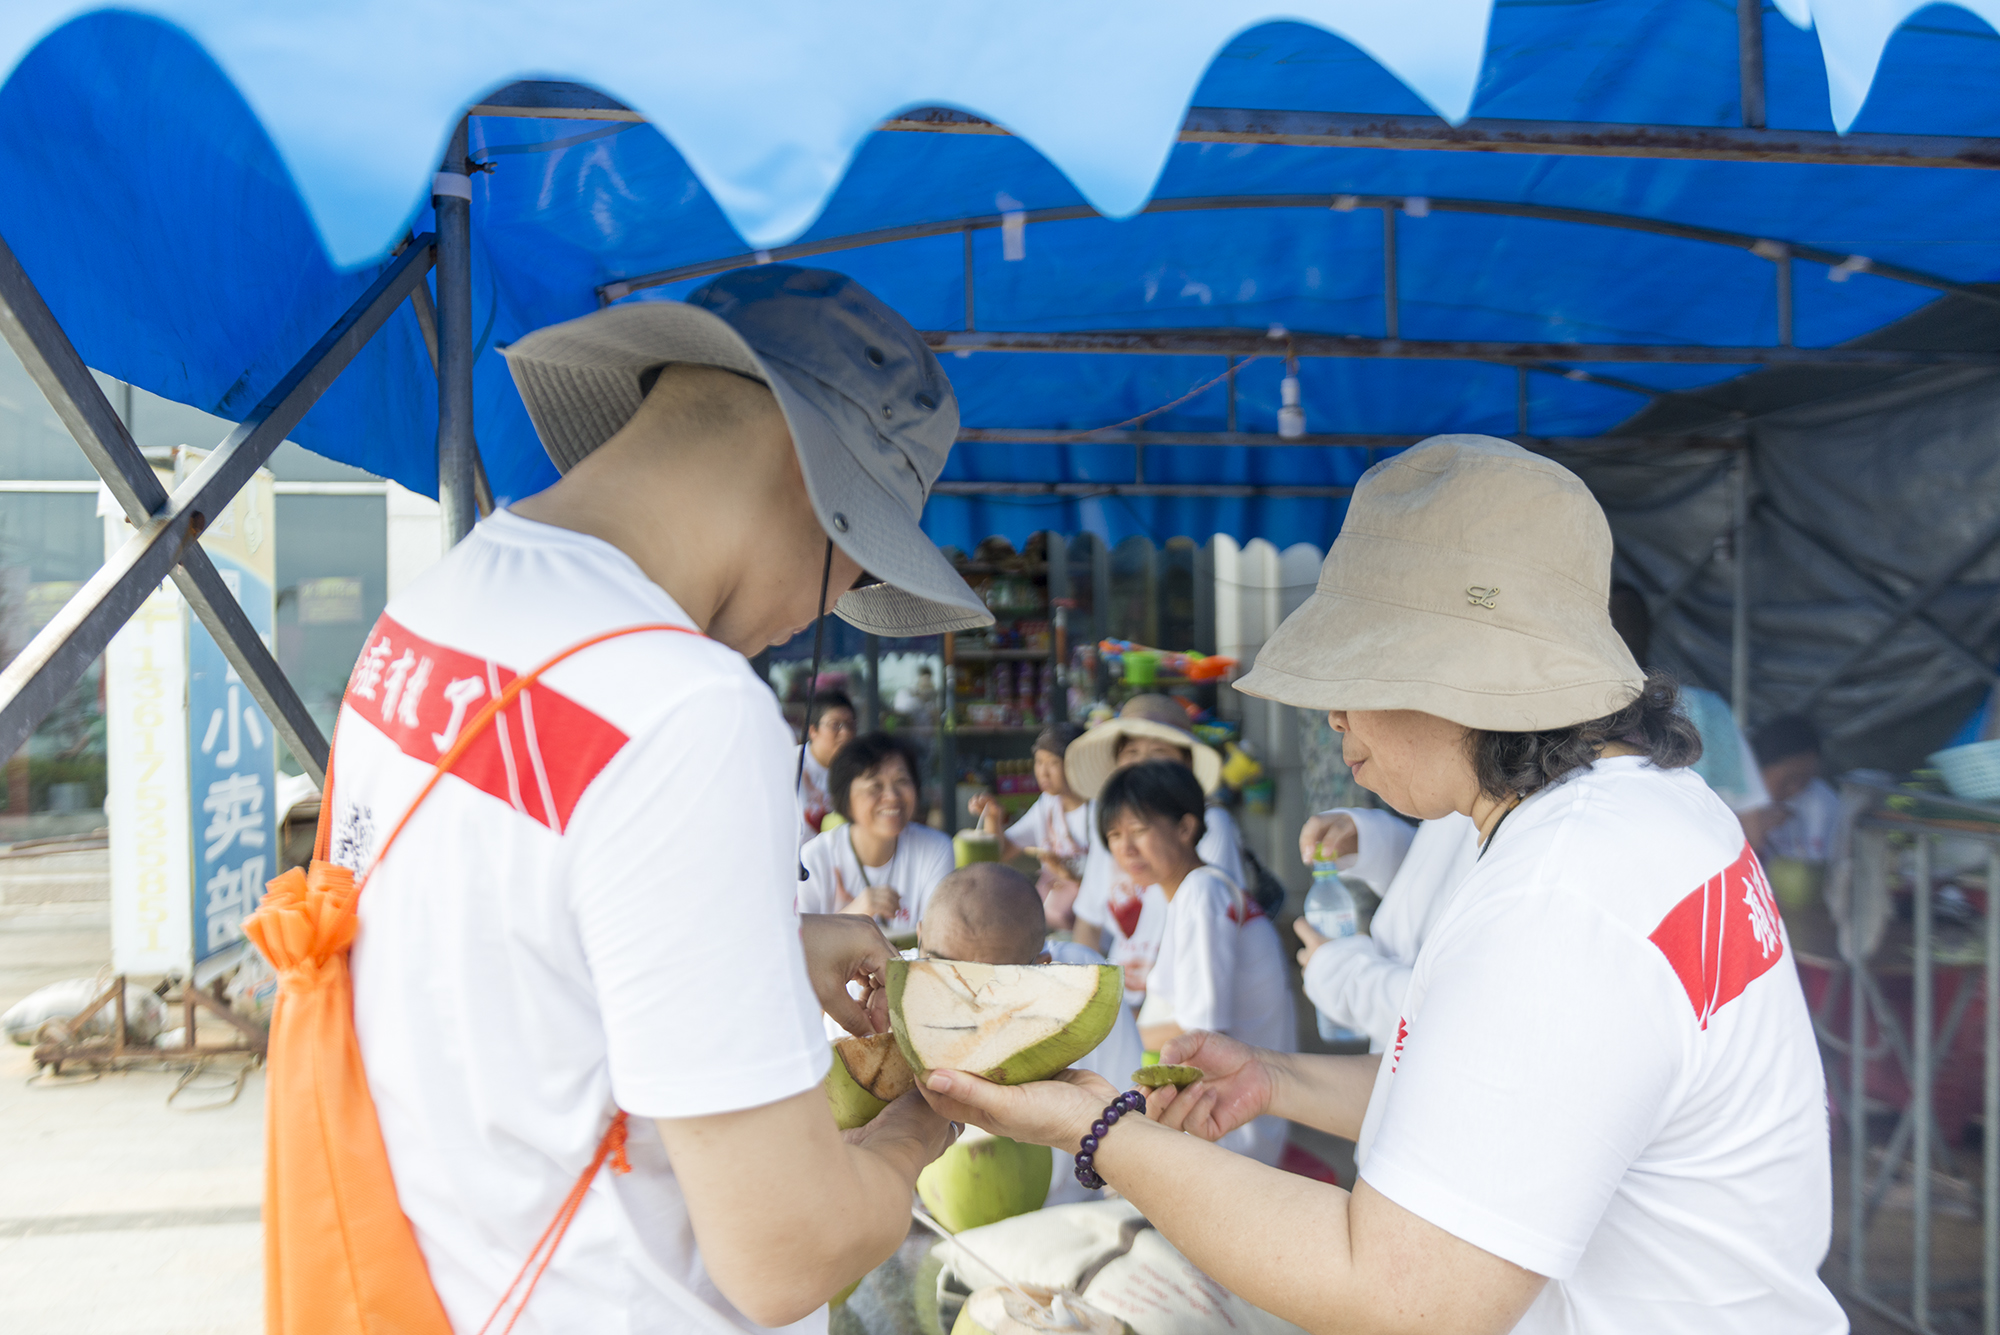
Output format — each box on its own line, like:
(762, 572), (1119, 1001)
(1142, 1031), (1279, 1144)
(799, 913), (900, 1036)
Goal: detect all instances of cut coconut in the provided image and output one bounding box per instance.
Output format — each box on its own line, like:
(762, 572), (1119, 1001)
(1131, 1064), (1204, 1089)
(951, 1287), (1128, 1335)
(824, 1031), (916, 1129)
(887, 959), (1121, 1085)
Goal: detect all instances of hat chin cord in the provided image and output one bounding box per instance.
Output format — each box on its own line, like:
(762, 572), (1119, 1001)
(795, 537), (835, 880)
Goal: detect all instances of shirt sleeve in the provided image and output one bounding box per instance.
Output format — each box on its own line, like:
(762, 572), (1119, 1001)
(1004, 795), (1047, 849)
(1073, 838), (1113, 928)
(905, 831), (957, 926)
(1197, 807), (1245, 890)
(1337, 808), (1418, 895)
(1301, 934), (1411, 1051)
(1359, 889), (1688, 1278)
(1163, 871), (1235, 1033)
(565, 676), (829, 1120)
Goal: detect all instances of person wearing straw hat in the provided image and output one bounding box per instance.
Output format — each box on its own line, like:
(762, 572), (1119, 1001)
(919, 437), (1842, 1334)
(333, 265), (987, 1332)
(1065, 694), (1243, 1005)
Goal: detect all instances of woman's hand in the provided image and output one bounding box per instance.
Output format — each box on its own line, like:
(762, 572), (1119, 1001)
(1145, 1031), (1281, 1143)
(1294, 916), (1329, 968)
(798, 913), (895, 1035)
(839, 886), (902, 921)
(1297, 812), (1358, 866)
(919, 1067), (1118, 1153)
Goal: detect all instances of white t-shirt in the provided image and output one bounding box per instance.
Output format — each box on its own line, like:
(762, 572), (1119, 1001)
(339, 510), (828, 1335)
(1005, 792), (1092, 873)
(1043, 938), (1148, 1207)
(1073, 801), (1245, 1005)
(1302, 810), (1481, 1051)
(1133, 866), (1296, 1166)
(797, 744), (833, 845)
(797, 822), (955, 934)
(1354, 757), (1842, 1333)
(1766, 777), (1841, 863)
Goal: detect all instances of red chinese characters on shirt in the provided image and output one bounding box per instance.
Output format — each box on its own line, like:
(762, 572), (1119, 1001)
(343, 615), (629, 835)
(1647, 842), (1785, 1030)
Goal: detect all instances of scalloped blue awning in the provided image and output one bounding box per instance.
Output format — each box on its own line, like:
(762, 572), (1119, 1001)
(2, 1), (1998, 553)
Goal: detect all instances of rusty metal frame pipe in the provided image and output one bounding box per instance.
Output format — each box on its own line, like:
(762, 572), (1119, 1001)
(954, 427), (1736, 449)
(0, 237), (439, 774)
(918, 328), (2000, 366)
(597, 191), (1997, 312)
(471, 82), (2000, 171)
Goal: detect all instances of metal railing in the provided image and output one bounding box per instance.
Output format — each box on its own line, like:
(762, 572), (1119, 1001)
(1840, 779), (2000, 1333)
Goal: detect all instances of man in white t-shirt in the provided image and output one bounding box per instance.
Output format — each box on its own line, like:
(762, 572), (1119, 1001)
(335, 266), (993, 1333)
(795, 691), (855, 843)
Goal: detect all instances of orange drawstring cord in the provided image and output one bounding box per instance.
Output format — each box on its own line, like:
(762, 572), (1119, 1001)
(478, 1111), (634, 1335)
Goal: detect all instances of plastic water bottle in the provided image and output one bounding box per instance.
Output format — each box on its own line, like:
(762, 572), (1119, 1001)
(1303, 852), (1367, 1044)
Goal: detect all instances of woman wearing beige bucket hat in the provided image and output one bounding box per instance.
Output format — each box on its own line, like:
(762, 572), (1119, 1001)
(1064, 696), (1245, 1007)
(921, 437), (1842, 1334)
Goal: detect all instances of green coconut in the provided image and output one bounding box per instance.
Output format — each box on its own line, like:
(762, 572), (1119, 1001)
(886, 959), (1122, 1085)
(824, 1031), (917, 1130)
(917, 1128), (1052, 1233)
(1130, 1064), (1204, 1089)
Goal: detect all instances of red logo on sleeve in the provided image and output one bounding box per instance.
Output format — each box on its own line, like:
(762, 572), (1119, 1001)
(1648, 843), (1785, 1029)
(1391, 1017), (1407, 1073)
(343, 615), (628, 834)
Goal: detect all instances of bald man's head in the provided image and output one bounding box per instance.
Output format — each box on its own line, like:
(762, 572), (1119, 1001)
(919, 863), (1048, 967)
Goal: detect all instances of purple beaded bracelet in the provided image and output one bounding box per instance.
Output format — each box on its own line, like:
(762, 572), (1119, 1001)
(1073, 1089), (1148, 1190)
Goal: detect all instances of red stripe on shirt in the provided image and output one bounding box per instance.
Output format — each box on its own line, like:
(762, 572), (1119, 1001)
(342, 613), (629, 833)
(1647, 842), (1785, 1029)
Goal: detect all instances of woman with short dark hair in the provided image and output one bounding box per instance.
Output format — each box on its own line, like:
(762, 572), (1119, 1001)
(921, 437), (1841, 1335)
(796, 732), (952, 935)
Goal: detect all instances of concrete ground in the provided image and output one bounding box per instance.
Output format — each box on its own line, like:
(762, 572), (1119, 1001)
(0, 905), (264, 1335)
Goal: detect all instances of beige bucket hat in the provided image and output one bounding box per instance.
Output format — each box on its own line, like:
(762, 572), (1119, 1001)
(1065, 694), (1223, 800)
(1235, 435), (1644, 732)
(501, 265), (992, 636)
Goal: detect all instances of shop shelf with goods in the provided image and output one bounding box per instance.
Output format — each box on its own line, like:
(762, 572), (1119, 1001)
(938, 534), (1070, 833)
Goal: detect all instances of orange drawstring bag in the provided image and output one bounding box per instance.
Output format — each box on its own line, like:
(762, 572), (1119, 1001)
(246, 623), (702, 1335)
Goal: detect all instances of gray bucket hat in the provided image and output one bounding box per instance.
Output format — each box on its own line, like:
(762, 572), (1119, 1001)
(501, 265), (993, 636)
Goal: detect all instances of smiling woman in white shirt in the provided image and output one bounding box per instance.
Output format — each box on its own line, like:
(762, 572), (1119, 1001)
(919, 436), (1844, 1335)
(798, 731), (954, 936)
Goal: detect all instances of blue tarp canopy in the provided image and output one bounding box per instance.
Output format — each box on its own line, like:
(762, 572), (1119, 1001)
(3, 1), (1999, 552)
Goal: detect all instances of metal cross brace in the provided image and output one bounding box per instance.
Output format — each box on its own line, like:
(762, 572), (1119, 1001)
(1757, 501), (2000, 698)
(0, 230), (438, 784)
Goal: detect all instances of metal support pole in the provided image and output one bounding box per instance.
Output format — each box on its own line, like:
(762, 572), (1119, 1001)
(435, 119), (477, 548)
(1738, 0), (1768, 129)
(1730, 446), (1751, 728)
(941, 633), (958, 835)
(1776, 249), (1794, 347)
(1382, 208), (1400, 339)
(862, 634), (880, 733)
(1915, 834), (1934, 1329)
(1225, 355), (1237, 433)
(0, 237), (436, 772)
(963, 226), (976, 332)
(1850, 827), (1871, 1294)
(1986, 848), (2000, 1335)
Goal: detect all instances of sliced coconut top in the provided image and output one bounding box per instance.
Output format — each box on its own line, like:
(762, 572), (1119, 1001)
(889, 960), (1119, 1084)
